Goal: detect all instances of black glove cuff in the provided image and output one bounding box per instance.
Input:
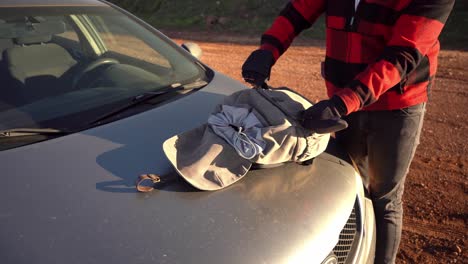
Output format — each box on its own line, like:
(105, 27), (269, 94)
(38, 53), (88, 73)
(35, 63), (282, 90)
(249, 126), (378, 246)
(330, 95), (348, 116)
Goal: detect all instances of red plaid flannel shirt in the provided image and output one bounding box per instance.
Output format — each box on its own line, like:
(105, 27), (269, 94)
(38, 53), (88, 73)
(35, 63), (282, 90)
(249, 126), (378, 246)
(260, 0), (455, 113)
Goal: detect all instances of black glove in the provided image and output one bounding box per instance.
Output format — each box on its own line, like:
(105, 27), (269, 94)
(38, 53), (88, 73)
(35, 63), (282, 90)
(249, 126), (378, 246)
(242, 49), (275, 87)
(301, 96), (349, 134)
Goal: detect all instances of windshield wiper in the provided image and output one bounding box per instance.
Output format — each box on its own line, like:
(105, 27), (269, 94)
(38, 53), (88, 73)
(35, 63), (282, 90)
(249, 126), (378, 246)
(0, 128), (71, 138)
(88, 80), (208, 126)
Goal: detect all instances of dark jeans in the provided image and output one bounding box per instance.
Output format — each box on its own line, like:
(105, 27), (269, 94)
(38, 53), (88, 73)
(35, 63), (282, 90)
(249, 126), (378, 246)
(335, 103), (426, 264)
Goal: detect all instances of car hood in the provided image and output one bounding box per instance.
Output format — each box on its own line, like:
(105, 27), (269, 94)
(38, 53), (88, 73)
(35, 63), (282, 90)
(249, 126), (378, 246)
(0, 73), (357, 264)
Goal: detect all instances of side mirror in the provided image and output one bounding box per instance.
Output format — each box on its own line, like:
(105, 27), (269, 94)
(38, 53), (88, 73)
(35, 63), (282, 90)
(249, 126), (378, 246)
(181, 42), (202, 59)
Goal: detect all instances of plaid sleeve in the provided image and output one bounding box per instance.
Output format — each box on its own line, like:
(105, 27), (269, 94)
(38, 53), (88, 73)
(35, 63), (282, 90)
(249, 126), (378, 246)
(336, 0), (455, 114)
(259, 0), (326, 61)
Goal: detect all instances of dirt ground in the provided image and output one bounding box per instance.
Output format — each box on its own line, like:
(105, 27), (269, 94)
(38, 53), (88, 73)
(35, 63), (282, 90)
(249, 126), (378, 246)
(169, 33), (467, 263)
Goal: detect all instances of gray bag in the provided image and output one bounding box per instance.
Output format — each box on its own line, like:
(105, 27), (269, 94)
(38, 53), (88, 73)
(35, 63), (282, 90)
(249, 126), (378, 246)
(163, 87), (330, 191)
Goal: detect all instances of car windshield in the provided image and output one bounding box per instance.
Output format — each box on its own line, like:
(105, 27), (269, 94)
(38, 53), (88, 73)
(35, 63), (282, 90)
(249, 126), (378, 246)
(0, 5), (210, 149)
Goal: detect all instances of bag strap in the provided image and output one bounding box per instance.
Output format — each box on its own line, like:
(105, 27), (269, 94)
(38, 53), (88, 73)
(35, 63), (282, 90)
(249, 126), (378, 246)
(136, 174), (161, 192)
(136, 173), (183, 192)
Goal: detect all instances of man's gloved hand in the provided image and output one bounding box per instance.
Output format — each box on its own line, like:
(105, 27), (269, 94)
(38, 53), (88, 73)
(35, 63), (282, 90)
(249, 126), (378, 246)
(242, 49), (275, 87)
(301, 96), (349, 134)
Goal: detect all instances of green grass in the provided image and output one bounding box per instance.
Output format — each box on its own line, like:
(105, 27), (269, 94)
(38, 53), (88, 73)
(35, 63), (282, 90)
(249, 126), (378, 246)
(110, 0), (467, 50)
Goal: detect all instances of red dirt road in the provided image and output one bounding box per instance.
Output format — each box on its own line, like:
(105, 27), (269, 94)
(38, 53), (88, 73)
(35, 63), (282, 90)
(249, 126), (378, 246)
(172, 36), (467, 263)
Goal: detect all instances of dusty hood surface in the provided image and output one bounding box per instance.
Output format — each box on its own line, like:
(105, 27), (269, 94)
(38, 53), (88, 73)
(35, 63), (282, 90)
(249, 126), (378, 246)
(0, 74), (357, 264)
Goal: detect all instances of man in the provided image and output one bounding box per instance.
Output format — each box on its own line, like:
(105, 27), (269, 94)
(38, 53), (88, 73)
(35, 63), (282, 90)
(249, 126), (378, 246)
(241, 0), (454, 263)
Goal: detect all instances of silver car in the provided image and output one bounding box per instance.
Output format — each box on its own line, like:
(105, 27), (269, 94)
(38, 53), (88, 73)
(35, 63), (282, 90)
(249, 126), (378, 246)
(0, 1), (375, 263)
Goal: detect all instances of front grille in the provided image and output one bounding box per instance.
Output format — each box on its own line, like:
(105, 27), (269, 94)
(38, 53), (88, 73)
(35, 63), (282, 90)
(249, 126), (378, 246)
(332, 201), (360, 264)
